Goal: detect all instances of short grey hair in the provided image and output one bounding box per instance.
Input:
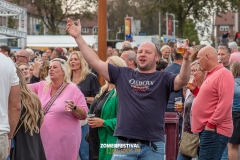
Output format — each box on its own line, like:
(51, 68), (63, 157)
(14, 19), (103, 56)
(127, 51), (137, 67)
(228, 42), (238, 50)
(122, 41), (132, 49)
(218, 45), (231, 55)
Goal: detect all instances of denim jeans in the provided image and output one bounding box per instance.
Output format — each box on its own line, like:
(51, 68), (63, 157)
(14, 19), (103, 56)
(220, 146), (228, 160)
(111, 139), (165, 160)
(176, 152), (192, 160)
(79, 124), (89, 160)
(198, 130), (229, 160)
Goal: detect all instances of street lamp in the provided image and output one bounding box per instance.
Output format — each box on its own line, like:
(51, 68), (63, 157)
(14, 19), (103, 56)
(116, 29), (121, 40)
(172, 20), (178, 37)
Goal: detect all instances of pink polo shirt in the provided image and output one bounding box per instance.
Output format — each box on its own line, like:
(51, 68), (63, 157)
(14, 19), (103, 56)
(191, 64), (234, 137)
(229, 51), (240, 63)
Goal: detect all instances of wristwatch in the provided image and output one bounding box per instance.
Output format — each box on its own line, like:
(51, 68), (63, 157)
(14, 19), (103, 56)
(72, 105), (77, 111)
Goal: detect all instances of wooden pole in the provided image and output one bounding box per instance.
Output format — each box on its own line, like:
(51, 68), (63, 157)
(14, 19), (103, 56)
(98, 0), (107, 86)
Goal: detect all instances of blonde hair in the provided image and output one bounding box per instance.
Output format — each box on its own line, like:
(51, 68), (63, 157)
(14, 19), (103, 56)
(96, 56), (127, 98)
(16, 67), (44, 136)
(191, 45), (206, 62)
(230, 62), (240, 78)
(67, 51), (91, 84)
(18, 63), (30, 83)
(39, 61), (50, 81)
(160, 45), (172, 64)
(44, 58), (71, 92)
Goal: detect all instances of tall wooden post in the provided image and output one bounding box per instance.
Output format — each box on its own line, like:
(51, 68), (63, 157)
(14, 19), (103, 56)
(98, 0), (107, 86)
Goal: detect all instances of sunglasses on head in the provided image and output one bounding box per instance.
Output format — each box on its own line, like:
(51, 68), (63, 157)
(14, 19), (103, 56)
(16, 55), (27, 59)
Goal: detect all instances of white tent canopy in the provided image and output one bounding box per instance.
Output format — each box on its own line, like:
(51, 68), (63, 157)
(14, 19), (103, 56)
(27, 35), (98, 47)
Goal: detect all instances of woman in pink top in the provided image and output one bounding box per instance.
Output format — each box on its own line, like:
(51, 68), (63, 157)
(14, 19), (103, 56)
(28, 58), (88, 160)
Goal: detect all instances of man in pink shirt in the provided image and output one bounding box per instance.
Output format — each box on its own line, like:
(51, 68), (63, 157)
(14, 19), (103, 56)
(229, 41), (240, 63)
(191, 46), (234, 160)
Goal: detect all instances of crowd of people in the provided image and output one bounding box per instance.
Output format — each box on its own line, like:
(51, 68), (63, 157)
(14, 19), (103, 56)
(0, 17), (240, 160)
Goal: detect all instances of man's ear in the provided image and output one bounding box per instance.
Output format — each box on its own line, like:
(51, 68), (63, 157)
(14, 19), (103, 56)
(155, 54), (160, 62)
(129, 59), (133, 65)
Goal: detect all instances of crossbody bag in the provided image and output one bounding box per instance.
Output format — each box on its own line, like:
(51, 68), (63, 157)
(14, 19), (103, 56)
(42, 82), (68, 115)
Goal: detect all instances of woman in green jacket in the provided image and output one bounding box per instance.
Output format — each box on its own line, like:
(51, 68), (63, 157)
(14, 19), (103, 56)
(87, 56), (126, 160)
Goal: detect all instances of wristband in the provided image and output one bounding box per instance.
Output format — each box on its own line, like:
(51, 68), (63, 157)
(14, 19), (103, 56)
(72, 105), (77, 111)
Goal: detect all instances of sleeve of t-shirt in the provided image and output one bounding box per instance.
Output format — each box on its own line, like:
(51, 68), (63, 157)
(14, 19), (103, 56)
(74, 87), (89, 120)
(11, 66), (19, 86)
(164, 72), (177, 93)
(28, 82), (41, 94)
(108, 63), (121, 84)
(90, 74), (101, 97)
(29, 75), (40, 84)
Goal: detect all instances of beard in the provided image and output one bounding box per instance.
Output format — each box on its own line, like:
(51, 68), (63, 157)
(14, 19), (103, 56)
(137, 62), (155, 71)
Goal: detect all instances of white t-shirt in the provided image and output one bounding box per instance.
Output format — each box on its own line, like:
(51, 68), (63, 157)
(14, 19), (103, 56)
(0, 53), (19, 135)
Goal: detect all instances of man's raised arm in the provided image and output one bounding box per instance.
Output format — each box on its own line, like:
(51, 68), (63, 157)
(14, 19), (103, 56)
(66, 18), (110, 81)
(174, 42), (191, 91)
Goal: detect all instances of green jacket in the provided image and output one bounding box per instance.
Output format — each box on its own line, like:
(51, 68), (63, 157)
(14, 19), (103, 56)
(98, 89), (118, 160)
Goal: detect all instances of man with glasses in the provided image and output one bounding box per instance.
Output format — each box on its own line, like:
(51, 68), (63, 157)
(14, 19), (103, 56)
(16, 49), (30, 64)
(229, 42), (240, 63)
(218, 45), (231, 70)
(46, 48), (54, 60)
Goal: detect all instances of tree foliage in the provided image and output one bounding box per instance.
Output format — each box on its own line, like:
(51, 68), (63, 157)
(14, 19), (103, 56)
(183, 19), (200, 44)
(7, 17), (16, 29)
(107, 0), (162, 40)
(143, 0), (240, 38)
(10, 0), (97, 35)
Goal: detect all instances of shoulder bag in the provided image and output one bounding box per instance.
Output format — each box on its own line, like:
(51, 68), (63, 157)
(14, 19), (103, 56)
(42, 82), (68, 115)
(179, 132), (199, 158)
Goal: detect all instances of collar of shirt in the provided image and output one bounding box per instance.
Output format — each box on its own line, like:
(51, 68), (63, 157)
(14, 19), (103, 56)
(206, 64), (223, 77)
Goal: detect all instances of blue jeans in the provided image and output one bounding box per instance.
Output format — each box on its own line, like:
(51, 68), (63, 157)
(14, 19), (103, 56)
(198, 130), (229, 160)
(79, 124), (89, 160)
(220, 146), (228, 160)
(177, 152), (192, 160)
(111, 139), (165, 160)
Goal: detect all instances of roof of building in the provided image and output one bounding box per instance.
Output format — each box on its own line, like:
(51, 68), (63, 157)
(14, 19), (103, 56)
(215, 12), (235, 25)
(80, 17), (98, 27)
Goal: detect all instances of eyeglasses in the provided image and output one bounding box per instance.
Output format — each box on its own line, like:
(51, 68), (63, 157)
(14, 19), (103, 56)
(16, 55), (27, 59)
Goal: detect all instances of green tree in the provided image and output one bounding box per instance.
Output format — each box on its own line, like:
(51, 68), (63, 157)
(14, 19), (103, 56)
(183, 19), (200, 44)
(143, 0), (240, 38)
(106, 0), (161, 40)
(37, 21), (44, 35)
(10, 0), (97, 35)
(7, 17), (16, 29)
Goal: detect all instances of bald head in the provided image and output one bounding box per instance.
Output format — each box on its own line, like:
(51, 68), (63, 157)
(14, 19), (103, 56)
(16, 49), (30, 64)
(139, 42), (160, 56)
(197, 46), (219, 71)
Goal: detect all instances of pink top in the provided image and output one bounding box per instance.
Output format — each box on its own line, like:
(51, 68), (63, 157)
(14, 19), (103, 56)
(191, 64), (234, 137)
(229, 51), (240, 63)
(28, 81), (88, 160)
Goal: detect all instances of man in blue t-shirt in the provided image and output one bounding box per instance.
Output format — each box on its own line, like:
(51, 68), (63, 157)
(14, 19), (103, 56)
(164, 49), (184, 137)
(66, 18), (191, 160)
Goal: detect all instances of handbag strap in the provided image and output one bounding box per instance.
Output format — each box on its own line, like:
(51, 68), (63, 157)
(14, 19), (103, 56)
(43, 82), (68, 115)
(13, 102), (27, 138)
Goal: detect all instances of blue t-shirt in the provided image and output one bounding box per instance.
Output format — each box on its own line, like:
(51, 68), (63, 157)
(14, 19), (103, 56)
(164, 63), (184, 111)
(233, 77), (240, 111)
(108, 64), (177, 141)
